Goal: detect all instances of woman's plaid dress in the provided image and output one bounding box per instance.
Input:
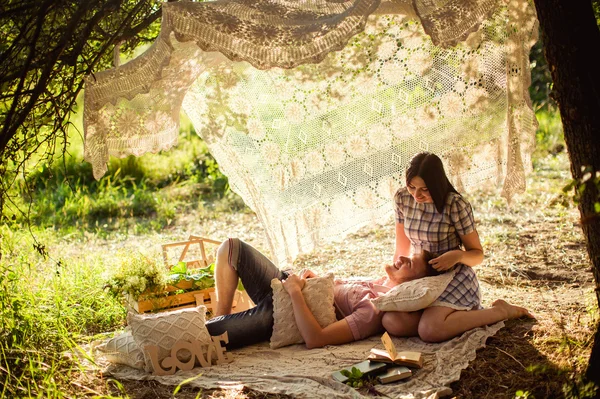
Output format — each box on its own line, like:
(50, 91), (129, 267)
(394, 187), (482, 310)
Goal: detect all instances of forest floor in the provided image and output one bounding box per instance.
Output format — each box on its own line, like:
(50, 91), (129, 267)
(65, 152), (596, 399)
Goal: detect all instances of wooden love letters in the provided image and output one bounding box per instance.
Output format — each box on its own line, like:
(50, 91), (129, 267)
(145, 332), (234, 376)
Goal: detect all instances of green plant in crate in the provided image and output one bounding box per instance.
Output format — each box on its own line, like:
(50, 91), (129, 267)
(104, 253), (168, 300)
(168, 262), (245, 292)
(104, 253), (224, 301)
(168, 261), (215, 291)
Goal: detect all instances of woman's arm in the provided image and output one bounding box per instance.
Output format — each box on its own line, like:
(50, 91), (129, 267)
(394, 221), (411, 262)
(459, 230), (484, 266)
(283, 275), (354, 349)
(428, 230), (484, 271)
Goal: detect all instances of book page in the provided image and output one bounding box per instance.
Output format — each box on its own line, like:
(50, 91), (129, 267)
(381, 332), (398, 360)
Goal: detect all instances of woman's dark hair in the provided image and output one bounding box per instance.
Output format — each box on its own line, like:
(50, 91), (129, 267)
(406, 152), (458, 214)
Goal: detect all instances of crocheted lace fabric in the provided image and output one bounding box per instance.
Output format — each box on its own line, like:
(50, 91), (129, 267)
(96, 321), (505, 398)
(84, 0), (538, 266)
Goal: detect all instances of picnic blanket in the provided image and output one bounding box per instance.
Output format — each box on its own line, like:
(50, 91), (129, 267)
(95, 321), (504, 399)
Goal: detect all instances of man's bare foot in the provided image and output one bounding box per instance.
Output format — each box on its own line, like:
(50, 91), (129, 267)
(492, 299), (534, 320)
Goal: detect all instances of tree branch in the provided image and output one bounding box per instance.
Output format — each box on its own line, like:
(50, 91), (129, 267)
(116, 7), (162, 42)
(0, 1), (110, 155)
(0, 0), (53, 151)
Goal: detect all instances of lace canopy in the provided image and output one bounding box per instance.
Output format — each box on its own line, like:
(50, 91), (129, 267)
(84, 0), (539, 266)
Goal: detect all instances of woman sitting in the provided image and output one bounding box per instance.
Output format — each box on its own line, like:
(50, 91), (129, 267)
(385, 151), (533, 342)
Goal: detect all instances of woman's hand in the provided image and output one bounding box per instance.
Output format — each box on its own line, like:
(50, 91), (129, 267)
(299, 269), (317, 279)
(429, 250), (463, 271)
(282, 274), (306, 294)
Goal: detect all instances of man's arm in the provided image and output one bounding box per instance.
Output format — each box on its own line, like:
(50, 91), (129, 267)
(283, 275), (354, 349)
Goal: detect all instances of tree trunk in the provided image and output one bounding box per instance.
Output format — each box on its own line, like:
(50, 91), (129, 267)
(533, 0), (600, 389)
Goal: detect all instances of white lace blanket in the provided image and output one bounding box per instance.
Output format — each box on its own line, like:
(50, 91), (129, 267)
(99, 322), (504, 399)
(83, 0), (539, 268)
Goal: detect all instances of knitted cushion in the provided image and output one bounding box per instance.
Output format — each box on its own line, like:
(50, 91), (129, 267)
(96, 331), (145, 370)
(270, 273), (336, 349)
(371, 270), (457, 312)
(128, 305), (211, 372)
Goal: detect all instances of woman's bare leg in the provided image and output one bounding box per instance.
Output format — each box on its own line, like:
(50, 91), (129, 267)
(214, 240), (239, 316)
(382, 311), (422, 337)
(418, 299), (533, 342)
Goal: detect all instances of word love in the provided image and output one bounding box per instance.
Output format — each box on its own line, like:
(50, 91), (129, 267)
(145, 332), (234, 376)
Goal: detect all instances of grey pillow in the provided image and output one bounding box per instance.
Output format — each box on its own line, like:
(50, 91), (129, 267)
(96, 331), (145, 370)
(371, 269), (457, 312)
(128, 305), (211, 372)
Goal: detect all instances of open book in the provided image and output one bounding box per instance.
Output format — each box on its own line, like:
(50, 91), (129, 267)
(367, 332), (423, 368)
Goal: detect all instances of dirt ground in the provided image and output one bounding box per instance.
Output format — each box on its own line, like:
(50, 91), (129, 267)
(72, 153), (597, 398)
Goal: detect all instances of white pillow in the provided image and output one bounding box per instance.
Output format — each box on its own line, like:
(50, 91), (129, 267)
(128, 305), (211, 372)
(371, 269), (457, 312)
(96, 331), (145, 370)
(270, 273), (337, 349)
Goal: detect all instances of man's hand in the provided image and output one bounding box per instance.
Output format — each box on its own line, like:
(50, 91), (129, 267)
(282, 274), (306, 294)
(429, 250), (463, 271)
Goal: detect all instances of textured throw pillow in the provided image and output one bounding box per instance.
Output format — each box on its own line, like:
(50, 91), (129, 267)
(96, 331), (145, 370)
(270, 273), (337, 349)
(371, 269), (457, 312)
(128, 305), (211, 372)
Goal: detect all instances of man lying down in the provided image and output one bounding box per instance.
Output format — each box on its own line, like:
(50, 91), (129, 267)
(206, 238), (531, 349)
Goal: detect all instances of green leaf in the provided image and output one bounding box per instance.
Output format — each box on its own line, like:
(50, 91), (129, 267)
(340, 370), (351, 377)
(594, 202), (600, 214)
(562, 180), (576, 193)
(173, 373), (203, 395)
(168, 273), (185, 282)
(350, 367), (363, 378)
(170, 261), (188, 275)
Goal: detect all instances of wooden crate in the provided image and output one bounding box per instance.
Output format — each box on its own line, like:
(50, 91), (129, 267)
(199, 289), (254, 314)
(127, 235), (254, 315)
(127, 235), (220, 314)
(127, 287), (215, 313)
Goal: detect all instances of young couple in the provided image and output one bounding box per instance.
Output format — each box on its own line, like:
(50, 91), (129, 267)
(205, 152), (532, 349)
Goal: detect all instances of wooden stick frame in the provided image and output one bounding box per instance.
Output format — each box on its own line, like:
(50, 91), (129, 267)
(161, 235), (221, 270)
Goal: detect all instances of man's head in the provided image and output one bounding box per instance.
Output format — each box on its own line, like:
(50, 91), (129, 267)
(384, 250), (439, 285)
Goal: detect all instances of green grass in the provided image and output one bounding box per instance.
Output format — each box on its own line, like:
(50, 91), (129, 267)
(1, 227), (126, 398)
(0, 114), (250, 397)
(533, 106), (565, 161)
(4, 124), (246, 237)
